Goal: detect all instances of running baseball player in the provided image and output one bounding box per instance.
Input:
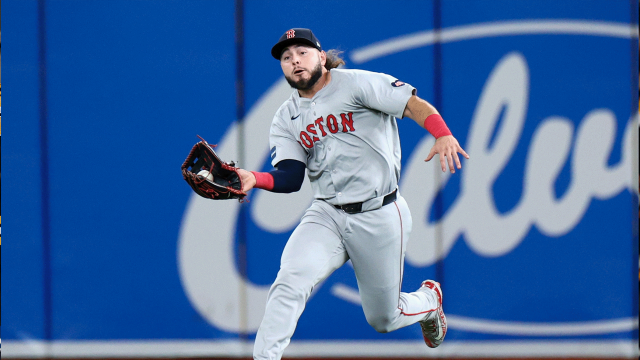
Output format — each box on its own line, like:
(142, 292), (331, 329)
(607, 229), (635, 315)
(236, 28), (469, 360)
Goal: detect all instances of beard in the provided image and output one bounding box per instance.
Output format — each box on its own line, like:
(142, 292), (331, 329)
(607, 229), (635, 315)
(285, 61), (323, 91)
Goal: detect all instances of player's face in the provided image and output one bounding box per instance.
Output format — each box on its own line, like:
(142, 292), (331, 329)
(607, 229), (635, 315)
(281, 45), (324, 91)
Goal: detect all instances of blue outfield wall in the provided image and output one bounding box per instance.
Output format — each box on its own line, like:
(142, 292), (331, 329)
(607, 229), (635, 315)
(3, 0), (639, 358)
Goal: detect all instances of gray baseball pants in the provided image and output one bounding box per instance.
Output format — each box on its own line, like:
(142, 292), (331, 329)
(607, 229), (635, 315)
(253, 194), (438, 360)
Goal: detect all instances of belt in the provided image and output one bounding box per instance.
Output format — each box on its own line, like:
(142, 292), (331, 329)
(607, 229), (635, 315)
(334, 190), (397, 214)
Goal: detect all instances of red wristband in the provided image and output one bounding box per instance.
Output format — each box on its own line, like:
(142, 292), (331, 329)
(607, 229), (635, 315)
(423, 114), (452, 138)
(251, 171), (274, 191)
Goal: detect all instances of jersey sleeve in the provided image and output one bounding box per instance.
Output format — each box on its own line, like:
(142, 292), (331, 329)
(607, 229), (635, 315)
(354, 71), (417, 119)
(269, 115), (308, 167)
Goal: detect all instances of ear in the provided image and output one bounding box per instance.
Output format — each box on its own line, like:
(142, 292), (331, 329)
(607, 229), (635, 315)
(320, 50), (327, 66)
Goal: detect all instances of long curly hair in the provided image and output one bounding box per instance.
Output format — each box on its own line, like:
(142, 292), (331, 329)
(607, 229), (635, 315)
(324, 49), (346, 70)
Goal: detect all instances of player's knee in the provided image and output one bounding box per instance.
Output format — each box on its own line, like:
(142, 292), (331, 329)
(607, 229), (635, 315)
(366, 313), (395, 333)
(271, 269), (313, 299)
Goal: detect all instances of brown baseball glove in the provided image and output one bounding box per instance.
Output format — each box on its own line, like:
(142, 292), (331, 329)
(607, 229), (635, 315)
(181, 135), (246, 201)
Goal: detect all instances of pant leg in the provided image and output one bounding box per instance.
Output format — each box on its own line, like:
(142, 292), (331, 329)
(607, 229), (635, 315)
(254, 207), (348, 360)
(345, 195), (438, 333)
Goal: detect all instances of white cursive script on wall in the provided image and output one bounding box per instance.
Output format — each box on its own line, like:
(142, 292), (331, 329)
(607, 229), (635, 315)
(178, 51), (638, 334)
(403, 52), (637, 266)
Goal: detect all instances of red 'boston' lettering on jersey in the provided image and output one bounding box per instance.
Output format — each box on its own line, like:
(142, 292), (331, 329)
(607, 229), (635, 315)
(298, 112), (356, 149)
(326, 114), (339, 134)
(299, 132), (314, 148)
(314, 117), (328, 136)
(340, 112), (355, 132)
(306, 124), (320, 142)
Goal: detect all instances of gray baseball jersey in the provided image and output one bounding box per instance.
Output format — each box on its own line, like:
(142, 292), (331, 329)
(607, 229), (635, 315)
(269, 68), (416, 205)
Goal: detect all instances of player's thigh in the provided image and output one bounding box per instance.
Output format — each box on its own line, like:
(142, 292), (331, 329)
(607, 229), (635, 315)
(346, 197), (412, 305)
(280, 221), (348, 287)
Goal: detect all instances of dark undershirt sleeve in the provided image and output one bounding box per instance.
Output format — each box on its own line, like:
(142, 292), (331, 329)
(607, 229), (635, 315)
(270, 159), (306, 193)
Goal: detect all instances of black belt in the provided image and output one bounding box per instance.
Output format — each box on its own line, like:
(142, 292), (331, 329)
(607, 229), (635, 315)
(334, 190), (397, 214)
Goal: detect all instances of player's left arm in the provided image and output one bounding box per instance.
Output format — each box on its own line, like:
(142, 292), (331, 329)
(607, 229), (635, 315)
(403, 95), (470, 173)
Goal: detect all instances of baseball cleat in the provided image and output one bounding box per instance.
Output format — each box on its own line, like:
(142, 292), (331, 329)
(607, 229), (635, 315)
(418, 280), (447, 348)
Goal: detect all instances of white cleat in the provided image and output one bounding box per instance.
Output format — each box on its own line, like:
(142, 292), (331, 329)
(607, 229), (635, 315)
(418, 280), (447, 348)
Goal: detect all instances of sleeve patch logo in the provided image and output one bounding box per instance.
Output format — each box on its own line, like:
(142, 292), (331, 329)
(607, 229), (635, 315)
(270, 146), (277, 159)
(391, 80), (405, 87)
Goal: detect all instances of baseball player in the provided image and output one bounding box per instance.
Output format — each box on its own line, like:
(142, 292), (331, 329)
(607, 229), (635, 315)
(236, 28), (469, 360)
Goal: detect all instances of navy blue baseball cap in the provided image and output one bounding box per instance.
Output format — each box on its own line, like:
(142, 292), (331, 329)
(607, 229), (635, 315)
(271, 28), (322, 60)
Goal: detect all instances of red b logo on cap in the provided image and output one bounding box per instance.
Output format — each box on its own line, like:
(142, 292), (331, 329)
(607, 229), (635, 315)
(286, 29), (295, 39)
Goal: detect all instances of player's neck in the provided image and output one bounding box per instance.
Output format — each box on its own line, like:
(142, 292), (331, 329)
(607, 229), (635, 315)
(298, 71), (331, 99)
